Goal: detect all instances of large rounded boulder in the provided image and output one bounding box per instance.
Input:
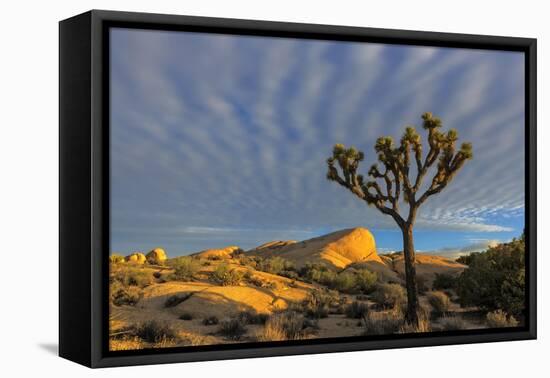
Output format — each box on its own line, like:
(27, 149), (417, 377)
(125, 252), (146, 264)
(146, 248), (167, 265)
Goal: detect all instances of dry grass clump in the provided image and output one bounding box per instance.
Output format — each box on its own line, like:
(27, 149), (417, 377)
(255, 311), (315, 341)
(134, 320), (178, 344)
(371, 283), (406, 309)
(345, 301), (369, 319)
(237, 311), (269, 325)
(362, 310), (404, 335)
(111, 285), (141, 306)
(302, 289), (337, 319)
(486, 310), (519, 328)
(436, 315), (468, 331)
(217, 319), (247, 340)
(109, 336), (144, 351)
(111, 267), (154, 288)
(427, 291), (451, 314)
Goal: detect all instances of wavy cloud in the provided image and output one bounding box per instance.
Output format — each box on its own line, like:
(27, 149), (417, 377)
(110, 29), (525, 255)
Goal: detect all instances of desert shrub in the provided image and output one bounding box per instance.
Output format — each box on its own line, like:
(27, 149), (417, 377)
(109, 254), (125, 264)
(111, 268), (154, 288)
(179, 313), (193, 320)
(437, 315), (467, 331)
(355, 269), (378, 293)
(302, 290), (336, 319)
(432, 273), (457, 290)
(152, 271), (162, 279)
(164, 293), (192, 308)
(134, 321), (177, 343)
(371, 283), (406, 309)
(416, 275), (429, 294)
(258, 257), (296, 275)
(345, 301), (369, 319)
(399, 311), (431, 333)
(202, 316), (219, 326)
(362, 311), (403, 335)
(486, 310), (519, 328)
(218, 319), (247, 340)
(237, 311), (269, 325)
(299, 263), (331, 283)
(332, 272), (357, 293)
(111, 286), (141, 306)
(456, 237), (525, 316)
(211, 263), (244, 286)
(456, 253), (480, 265)
(427, 291), (451, 314)
(280, 270), (299, 280)
(169, 256), (201, 281)
(256, 311), (310, 341)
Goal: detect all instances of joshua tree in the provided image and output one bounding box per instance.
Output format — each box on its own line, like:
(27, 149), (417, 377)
(326, 112), (473, 325)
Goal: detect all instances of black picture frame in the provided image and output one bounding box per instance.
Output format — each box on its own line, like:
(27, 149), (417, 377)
(59, 9), (537, 368)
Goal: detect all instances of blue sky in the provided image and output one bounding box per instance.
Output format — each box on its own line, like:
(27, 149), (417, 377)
(110, 28), (525, 258)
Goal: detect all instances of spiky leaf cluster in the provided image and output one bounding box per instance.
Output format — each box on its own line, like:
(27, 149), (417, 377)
(326, 112), (473, 226)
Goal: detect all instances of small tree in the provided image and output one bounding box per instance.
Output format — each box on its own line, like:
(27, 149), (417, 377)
(326, 112), (472, 325)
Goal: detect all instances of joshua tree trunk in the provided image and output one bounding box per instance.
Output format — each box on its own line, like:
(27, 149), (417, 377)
(401, 223), (419, 324)
(326, 112), (473, 329)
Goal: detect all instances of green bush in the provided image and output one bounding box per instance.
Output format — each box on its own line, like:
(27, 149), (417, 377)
(169, 256), (201, 281)
(456, 237), (525, 316)
(345, 301), (369, 319)
(202, 316), (219, 326)
(371, 283), (406, 309)
(427, 291), (450, 314)
(211, 263), (244, 286)
(258, 256), (296, 275)
(218, 319), (247, 340)
(432, 273), (457, 290)
(332, 272), (357, 293)
(355, 269), (378, 293)
(486, 310), (519, 328)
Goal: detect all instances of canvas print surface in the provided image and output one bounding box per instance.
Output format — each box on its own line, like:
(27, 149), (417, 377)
(108, 28), (526, 351)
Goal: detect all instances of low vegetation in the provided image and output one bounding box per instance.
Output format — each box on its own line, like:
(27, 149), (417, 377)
(456, 236), (525, 316)
(345, 301), (369, 319)
(168, 256), (201, 281)
(217, 319), (247, 340)
(211, 263), (244, 286)
(427, 291), (451, 315)
(371, 283), (406, 309)
(486, 310), (519, 328)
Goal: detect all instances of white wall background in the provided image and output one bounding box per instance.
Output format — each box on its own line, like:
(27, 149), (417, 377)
(0, 0), (546, 376)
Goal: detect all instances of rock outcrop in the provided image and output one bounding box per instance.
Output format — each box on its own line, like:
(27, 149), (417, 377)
(125, 252), (146, 264)
(146, 248), (167, 264)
